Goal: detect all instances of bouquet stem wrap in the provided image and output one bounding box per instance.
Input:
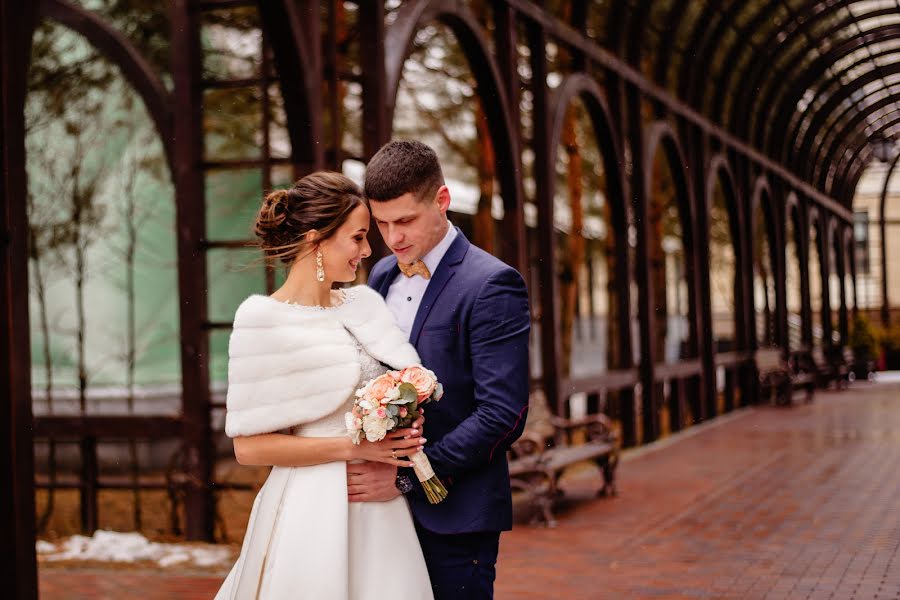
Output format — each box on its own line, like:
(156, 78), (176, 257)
(347, 364), (449, 504)
(410, 451), (448, 504)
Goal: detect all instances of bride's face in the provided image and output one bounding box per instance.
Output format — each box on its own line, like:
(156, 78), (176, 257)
(319, 203), (372, 282)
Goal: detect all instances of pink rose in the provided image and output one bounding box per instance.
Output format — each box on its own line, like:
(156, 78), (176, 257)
(364, 373), (398, 403)
(399, 407), (408, 418)
(400, 366), (437, 402)
(376, 407), (387, 419)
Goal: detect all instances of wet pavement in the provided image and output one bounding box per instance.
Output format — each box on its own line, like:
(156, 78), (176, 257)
(40, 379), (900, 599)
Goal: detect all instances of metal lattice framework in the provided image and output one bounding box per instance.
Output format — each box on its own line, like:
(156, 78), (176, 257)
(3, 1), (898, 596)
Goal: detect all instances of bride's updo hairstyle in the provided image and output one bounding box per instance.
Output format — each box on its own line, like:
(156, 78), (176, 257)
(254, 171), (366, 265)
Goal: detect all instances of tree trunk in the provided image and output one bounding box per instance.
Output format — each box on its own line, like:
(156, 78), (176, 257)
(560, 102), (584, 378)
(474, 98), (495, 254)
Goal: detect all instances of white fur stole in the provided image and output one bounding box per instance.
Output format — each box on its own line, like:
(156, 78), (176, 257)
(224, 285), (420, 438)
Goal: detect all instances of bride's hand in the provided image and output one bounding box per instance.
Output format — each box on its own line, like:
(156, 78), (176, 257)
(391, 407), (425, 441)
(351, 433), (426, 467)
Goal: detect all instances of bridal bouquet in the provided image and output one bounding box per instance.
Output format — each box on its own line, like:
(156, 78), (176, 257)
(345, 365), (448, 504)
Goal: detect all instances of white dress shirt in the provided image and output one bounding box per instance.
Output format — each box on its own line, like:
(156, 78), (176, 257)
(385, 223), (458, 339)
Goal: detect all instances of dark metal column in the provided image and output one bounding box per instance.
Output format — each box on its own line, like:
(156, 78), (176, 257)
(879, 153), (899, 326)
(527, 16), (562, 416)
(171, 0), (214, 541)
(630, 104), (659, 442)
(0, 0), (38, 596)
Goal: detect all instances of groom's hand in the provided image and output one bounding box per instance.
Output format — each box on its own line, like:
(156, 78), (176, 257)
(347, 461), (400, 503)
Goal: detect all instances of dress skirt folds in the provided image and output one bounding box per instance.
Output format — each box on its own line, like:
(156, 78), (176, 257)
(215, 461), (433, 600)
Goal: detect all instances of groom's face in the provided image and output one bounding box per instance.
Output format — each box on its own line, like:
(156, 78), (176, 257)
(370, 186), (450, 264)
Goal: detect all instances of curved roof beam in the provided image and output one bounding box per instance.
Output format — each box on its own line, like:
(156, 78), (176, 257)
(676, 2), (730, 103)
(758, 27), (900, 186)
(783, 45), (900, 163)
(823, 114), (900, 196)
(756, 14), (896, 151)
(729, 0), (852, 142)
(793, 63), (900, 179)
(798, 81), (900, 180)
(730, 4), (891, 149)
(757, 20), (900, 161)
(714, 0), (824, 125)
(652, 0), (693, 89)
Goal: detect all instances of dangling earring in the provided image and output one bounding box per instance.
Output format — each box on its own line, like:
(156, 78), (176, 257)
(315, 249), (325, 282)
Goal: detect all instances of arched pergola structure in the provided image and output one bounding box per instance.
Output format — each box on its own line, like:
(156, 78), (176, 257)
(4, 3), (899, 595)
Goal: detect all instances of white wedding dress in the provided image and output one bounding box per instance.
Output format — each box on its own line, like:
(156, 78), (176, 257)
(215, 336), (434, 599)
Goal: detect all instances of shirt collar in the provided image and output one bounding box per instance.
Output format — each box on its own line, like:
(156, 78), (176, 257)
(421, 222), (457, 275)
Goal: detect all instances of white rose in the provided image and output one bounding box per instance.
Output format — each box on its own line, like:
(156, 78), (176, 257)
(344, 412), (362, 432)
(363, 416), (388, 442)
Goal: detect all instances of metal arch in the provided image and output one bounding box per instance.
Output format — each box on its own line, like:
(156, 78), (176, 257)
(729, 1), (882, 145)
(546, 73), (632, 368)
(675, 1), (729, 103)
(810, 93), (900, 189)
(503, 0), (851, 222)
(770, 33), (900, 166)
(784, 192), (811, 351)
(605, 0), (631, 58)
(825, 214), (848, 341)
(750, 174), (785, 348)
(751, 175), (781, 253)
(644, 121), (697, 241)
(878, 149), (900, 324)
(704, 153), (747, 349)
(643, 120), (701, 357)
(813, 97), (900, 188)
(705, 153), (745, 240)
(753, 11), (896, 157)
(836, 151), (875, 205)
(795, 65), (900, 180)
(741, 3), (894, 151)
(713, 0), (835, 129)
(258, 0), (323, 172)
(678, 0), (750, 111)
(843, 222), (858, 315)
(825, 116), (900, 197)
(38, 0), (175, 173)
(652, 0), (692, 89)
(547, 74), (627, 239)
(383, 0), (524, 270)
(720, 0), (805, 137)
(758, 23), (900, 162)
(751, 179), (784, 288)
(785, 46), (900, 172)
(806, 204), (831, 346)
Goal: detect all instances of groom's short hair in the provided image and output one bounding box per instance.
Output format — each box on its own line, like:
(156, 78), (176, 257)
(364, 140), (445, 203)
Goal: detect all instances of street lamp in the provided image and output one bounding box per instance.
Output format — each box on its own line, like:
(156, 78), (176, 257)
(871, 134), (896, 163)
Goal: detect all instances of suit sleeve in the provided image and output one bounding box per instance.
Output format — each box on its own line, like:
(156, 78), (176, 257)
(423, 267), (531, 479)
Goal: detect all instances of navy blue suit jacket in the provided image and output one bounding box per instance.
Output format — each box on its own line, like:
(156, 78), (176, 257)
(368, 230), (531, 534)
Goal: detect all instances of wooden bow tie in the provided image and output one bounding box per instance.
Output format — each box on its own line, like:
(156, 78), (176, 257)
(398, 260), (431, 280)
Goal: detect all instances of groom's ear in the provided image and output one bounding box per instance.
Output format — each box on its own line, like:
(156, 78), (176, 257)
(435, 185), (451, 214)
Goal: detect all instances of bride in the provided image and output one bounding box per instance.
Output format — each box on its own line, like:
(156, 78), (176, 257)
(215, 172), (434, 599)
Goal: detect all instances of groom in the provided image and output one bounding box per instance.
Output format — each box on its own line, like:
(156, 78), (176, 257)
(347, 140), (530, 599)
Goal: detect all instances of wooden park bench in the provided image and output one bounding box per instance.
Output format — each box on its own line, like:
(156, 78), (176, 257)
(508, 391), (619, 527)
(756, 347), (814, 406)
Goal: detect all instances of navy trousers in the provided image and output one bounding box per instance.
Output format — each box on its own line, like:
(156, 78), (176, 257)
(414, 524), (500, 600)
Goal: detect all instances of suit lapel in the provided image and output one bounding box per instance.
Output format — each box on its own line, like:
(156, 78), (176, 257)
(374, 259), (400, 299)
(409, 230), (470, 345)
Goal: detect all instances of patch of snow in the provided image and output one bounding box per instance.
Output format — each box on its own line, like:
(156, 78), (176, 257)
(36, 531), (232, 568)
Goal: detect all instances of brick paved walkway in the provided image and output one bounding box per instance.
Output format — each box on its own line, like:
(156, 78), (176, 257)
(39, 380), (900, 599)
